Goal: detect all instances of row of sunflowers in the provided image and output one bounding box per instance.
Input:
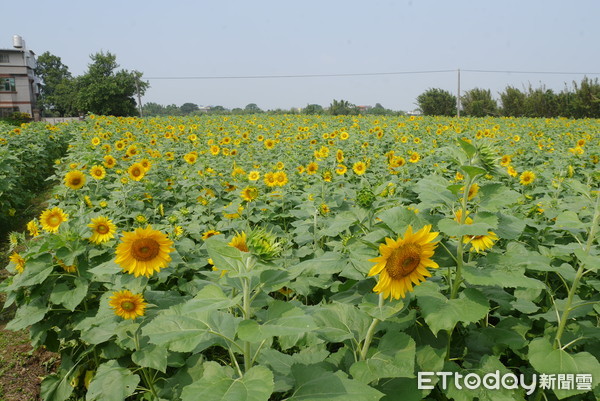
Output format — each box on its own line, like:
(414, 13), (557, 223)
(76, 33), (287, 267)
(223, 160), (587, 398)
(2, 114), (599, 400)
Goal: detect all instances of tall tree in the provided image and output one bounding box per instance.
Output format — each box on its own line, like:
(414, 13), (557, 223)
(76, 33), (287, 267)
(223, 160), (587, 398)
(500, 86), (526, 117)
(75, 51), (148, 116)
(461, 88), (498, 117)
(244, 103), (263, 113)
(303, 104), (324, 115)
(35, 52), (75, 116)
(180, 102), (199, 115)
(329, 99), (358, 115)
(416, 88), (456, 116)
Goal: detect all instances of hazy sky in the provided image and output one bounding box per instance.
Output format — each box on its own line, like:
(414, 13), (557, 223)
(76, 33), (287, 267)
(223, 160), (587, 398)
(5, 0), (600, 111)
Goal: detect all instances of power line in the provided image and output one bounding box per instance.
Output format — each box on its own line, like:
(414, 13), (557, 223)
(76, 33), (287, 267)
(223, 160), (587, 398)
(145, 70), (455, 80)
(462, 69), (600, 75)
(145, 68), (600, 80)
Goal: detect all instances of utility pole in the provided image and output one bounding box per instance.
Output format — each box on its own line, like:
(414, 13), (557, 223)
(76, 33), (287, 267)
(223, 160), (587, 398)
(135, 73), (143, 117)
(457, 68), (461, 118)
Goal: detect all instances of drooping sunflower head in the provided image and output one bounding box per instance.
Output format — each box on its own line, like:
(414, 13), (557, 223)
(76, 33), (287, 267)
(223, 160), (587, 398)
(9, 252), (25, 274)
(464, 231), (499, 253)
(368, 225), (439, 300)
(26, 219), (40, 237)
(228, 231), (249, 252)
(115, 226), (174, 277)
(109, 290), (147, 320)
(64, 170), (86, 190)
(88, 216), (117, 244)
(40, 207), (68, 233)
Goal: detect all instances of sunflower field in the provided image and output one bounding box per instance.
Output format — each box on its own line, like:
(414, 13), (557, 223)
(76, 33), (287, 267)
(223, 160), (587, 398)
(1, 114), (599, 401)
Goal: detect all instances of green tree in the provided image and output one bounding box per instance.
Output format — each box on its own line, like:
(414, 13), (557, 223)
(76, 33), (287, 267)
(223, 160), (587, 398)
(523, 85), (558, 118)
(75, 51), (148, 116)
(35, 51), (76, 116)
(329, 99), (358, 115)
(416, 88), (456, 116)
(500, 86), (526, 117)
(303, 104), (324, 115)
(461, 88), (498, 117)
(180, 102), (199, 115)
(244, 103), (263, 114)
(142, 102), (166, 116)
(569, 77), (600, 118)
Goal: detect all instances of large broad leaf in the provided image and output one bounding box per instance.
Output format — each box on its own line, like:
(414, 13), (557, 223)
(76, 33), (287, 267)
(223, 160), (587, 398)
(180, 362), (273, 401)
(132, 343), (169, 373)
(7, 253), (53, 290)
(350, 332), (416, 384)
(528, 337), (600, 399)
(462, 264), (546, 290)
(319, 212), (357, 237)
(376, 206), (426, 234)
(49, 277), (89, 311)
(5, 298), (48, 331)
(289, 252), (345, 277)
(414, 176), (455, 209)
(205, 236), (246, 276)
(311, 302), (372, 343)
(86, 360), (140, 401)
(237, 301), (317, 342)
(40, 355), (76, 401)
(437, 219), (495, 237)
(478, 184), (520, 212)
(144, 311), (239, 353)
(415, 282), (489, 335)
(288, 364), (383, 401)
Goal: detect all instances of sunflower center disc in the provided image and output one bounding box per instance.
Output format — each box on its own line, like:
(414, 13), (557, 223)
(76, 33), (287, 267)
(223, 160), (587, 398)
(386, 244), (422, 279)
(97, 224), (109, 234)
(131, 238), (160, 261)
(71, 178), (81, 186)
(49, 215), (61, 226)
(121, 301), (135, 311)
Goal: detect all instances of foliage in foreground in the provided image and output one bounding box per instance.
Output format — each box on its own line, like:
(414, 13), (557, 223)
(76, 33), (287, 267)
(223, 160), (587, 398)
(1, 114), (599, 401)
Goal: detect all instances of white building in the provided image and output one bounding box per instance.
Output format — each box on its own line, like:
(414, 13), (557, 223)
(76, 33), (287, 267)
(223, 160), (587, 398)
(0, 36), (40, 120)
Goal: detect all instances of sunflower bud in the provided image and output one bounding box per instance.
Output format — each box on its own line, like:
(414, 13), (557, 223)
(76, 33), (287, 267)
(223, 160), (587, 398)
(247, 228), (284, 261)
(356, 187), (376, 208)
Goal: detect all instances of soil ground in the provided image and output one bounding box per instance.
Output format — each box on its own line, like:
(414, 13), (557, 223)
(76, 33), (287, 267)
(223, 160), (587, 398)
(0, 186), (58, 401)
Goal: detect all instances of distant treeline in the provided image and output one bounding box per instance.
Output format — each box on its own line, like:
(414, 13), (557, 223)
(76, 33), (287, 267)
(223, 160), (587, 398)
(142, 100), (405, 117)
(417, 77), (600, 118)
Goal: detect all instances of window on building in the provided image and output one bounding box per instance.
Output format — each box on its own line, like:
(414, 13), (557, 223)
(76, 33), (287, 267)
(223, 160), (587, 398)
(1, 78), (16, 91)
(0, 107), (19, 117)
(0, 53), (9, 63)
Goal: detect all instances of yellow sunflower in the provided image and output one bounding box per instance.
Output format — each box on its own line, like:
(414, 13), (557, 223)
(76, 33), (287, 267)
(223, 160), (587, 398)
(353, 161), (367, 175)
(306, 162), (318, 175)
(248, 171), (260, 181)
(109, 290), (147, 320)
(368, 225), (439, 300)
(241, 186), (259, 202)
(115, 226), (174, 277)
(228, 231), (249, 252)
(409, 152), (421, 163)
(464, 231), (499, 253)
(9, 252), (25, 274)
(103, 155), (117, 168)
(202, 230), (221, 240)
(26, 219), (40, 237)
(88, 216), (117, 244)
(519, 171), (535, 186)
(128, 163), (146, 181)
(90, 165), (106, 180)
(64, 170), (86, 190)
(274, 171), (288, 186)
(264, 172), (277, 187)
(336, 164), (347, 175)
(40, 207), (68, 233)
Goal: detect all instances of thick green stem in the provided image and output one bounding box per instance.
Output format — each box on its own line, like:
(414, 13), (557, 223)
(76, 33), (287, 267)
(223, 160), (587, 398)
(450, 175), (472, 300)
(554, 192), (599, 349)
(359, 294), (383, 361)
(242, 277), (252, 372)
